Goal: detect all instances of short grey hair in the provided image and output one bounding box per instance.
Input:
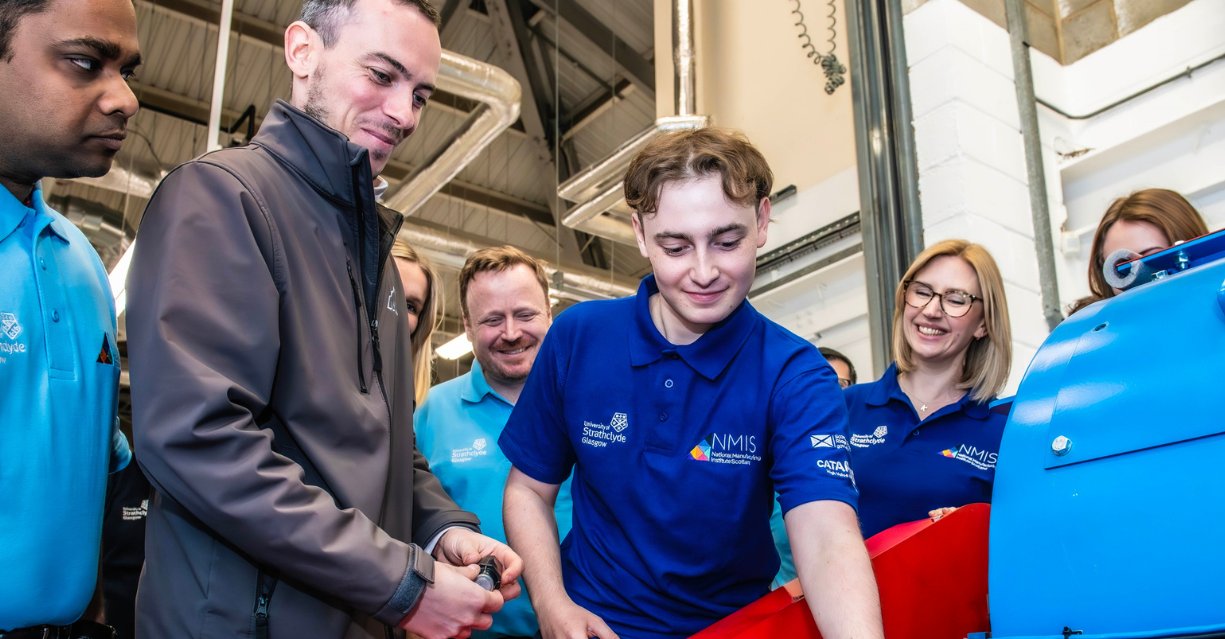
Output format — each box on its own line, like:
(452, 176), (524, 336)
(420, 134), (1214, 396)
(299, 0), (440, 47)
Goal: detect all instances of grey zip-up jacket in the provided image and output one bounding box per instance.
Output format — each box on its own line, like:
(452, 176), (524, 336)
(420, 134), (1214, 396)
(127, 100), (479, 638)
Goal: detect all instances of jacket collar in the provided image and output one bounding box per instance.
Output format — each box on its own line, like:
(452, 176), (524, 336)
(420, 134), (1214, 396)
(628, 275), (758, 381)
(250, 100), (374, 205)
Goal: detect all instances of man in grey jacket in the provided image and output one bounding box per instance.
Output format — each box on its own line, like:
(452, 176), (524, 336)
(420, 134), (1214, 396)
(126, 1), (522, 637)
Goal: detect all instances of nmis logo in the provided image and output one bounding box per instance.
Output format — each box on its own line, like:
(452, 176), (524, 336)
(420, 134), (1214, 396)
(688, 433), (760, 466)
(1, 312), (21, 340)
(940, 444), (998, 471)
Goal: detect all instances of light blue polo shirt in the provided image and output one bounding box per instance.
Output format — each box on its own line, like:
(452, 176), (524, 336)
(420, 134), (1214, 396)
(499, 276), (856, 639)
(415, 359), (573, 638)
(0, 183), (131, 630)
(846, 363), (1003, 537)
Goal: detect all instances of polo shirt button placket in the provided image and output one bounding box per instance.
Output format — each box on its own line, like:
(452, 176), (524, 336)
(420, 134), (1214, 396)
(664, 378), (674, 389)
(659, 411), (668, 422)
(51, 309), (61, 323)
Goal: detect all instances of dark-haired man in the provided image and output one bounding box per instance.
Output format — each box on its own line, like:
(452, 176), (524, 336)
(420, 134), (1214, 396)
(0, 0), (141, 635)
(127, 0), (521, 637)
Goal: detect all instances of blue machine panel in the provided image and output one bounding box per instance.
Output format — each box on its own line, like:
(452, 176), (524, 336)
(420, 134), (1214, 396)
(989, 230), (1225, 639)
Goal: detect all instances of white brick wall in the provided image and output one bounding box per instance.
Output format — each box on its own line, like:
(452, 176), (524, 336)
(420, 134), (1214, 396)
(905, 0), (1225, 394)
(907, 0), (1047, 394)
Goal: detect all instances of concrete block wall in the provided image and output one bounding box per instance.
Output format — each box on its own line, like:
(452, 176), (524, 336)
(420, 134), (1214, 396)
(906, 0), (1048, 392)
(905, 0), (1225, 393)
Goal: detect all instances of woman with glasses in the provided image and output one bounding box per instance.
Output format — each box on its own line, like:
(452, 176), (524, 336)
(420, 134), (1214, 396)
(846, 239), (1012, 538)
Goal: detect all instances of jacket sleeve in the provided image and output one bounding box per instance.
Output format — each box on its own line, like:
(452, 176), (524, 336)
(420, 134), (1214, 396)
(127, 161), (428, 623)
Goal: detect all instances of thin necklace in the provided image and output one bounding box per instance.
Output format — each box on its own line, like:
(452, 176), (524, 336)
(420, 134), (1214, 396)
(901, 375), (951, 414)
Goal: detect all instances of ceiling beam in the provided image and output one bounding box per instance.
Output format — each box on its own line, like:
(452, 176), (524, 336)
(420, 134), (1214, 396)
(562, 78), (635, 141)
(381, 159), (552, 227)
(484, 0), (583, 264)
(527, 0), (655, 95)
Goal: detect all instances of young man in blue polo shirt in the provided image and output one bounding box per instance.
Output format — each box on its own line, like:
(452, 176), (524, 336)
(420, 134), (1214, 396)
(0, 0), (141, 635)
(501, 128), (883, 639)
(415, 246), (574, 638)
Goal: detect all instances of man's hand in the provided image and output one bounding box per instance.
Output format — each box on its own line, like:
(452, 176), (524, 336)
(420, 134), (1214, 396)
(434, 527), (524, 602)
(538, 597), (619, 639)
(399, 562), (503, 639)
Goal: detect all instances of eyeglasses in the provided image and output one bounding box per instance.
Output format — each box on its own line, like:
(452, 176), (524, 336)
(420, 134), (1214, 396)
(903, 281), (981, 318)
(837, 377), (852, 389)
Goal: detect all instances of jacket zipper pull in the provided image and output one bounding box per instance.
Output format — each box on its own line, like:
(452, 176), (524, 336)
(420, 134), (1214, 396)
(346, 260), (369, 394)
(370, 319), (383, 374)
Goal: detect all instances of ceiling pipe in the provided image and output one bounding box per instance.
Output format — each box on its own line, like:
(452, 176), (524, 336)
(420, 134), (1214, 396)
(397, 221), (637, 302)
(383, 50), (522, 215)
(556, 0), (707, 246)
(205, 0), (235, 152)
(673, 0), (695, 117)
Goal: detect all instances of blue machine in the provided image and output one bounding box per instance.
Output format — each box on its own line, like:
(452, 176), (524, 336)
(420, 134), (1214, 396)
(988, 229), (1225, 639)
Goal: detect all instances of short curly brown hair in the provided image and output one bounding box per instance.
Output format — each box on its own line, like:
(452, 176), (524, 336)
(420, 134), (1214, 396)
(623, 127), (773, 217)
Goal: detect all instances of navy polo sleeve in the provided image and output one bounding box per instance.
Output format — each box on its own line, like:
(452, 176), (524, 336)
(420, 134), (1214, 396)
(768, 361), (859, 515)
(498, 312), (577, 486)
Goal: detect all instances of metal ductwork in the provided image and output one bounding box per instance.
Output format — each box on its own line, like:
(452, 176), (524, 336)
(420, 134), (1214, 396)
(398, 218), (637, 303)
(556, 0), (707, 246)
(383, 50), (522, 215)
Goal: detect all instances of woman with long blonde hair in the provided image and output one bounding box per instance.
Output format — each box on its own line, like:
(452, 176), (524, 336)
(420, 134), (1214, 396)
(848, 239), (1012, 537)
(391, 239), (439, 405)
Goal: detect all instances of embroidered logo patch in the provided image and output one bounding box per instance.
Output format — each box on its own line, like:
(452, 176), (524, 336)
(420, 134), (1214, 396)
(811, 433), (850, 450)
(688, 433), (761, 466)
(940, 444), (998, 471)
(1, 312), (21, 340)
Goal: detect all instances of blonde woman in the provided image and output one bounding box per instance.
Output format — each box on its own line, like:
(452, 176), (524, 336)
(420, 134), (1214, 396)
(391, 239), (439, 405)
(848, 239), (1012, 537)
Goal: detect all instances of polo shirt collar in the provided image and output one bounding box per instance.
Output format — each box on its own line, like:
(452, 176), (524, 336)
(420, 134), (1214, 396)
(628, 274), (757, 381)
(868, 362), (990, 419)
(0, 182), (70, 243)
(461, 359), (509, 405)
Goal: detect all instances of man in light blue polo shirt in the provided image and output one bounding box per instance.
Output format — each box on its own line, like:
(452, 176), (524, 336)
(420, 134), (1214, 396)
(0, 0), (141, 634)
(416, 246), (573, 638)
(501, 129), (883, 639)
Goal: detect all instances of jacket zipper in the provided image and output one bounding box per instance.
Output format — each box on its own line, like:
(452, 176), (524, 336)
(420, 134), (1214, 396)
(346, 259), (369, 394)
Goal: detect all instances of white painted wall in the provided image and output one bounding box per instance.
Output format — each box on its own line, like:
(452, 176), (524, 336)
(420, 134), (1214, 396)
(905, 0), (1225, 393)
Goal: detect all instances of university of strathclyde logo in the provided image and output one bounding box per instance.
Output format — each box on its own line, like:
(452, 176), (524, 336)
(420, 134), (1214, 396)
(690, 438), (712, 461)
(1, 313), (21, 340)
(940, 444), (998, 471)
(451, 438), (490, 464)
(851, 425), (888, 448)
(581, 412), (629, 449)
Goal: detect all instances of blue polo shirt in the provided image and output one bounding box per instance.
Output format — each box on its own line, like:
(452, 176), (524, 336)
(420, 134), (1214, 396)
(499, 276), (856, 639)
(415, 359), (573, 638)
(0, 183), (131, 629)
(846, 364), (1003, 538)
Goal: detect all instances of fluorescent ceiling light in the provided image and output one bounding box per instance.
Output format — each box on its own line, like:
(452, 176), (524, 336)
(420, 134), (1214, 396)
(436, 334), (473, 360)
